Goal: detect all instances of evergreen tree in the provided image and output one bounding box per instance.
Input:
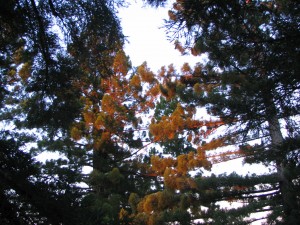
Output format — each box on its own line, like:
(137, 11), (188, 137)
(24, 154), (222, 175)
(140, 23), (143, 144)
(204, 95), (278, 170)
(0, 132), (83, 224)
(1, 0), (299, 224)
(72, 52), (160, 225)
(0, 0), (129, 223)
(139, 0), (300, 224)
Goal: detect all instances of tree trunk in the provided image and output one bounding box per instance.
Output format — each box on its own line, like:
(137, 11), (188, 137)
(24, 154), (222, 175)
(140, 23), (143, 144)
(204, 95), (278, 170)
(264, 91), (297, 222)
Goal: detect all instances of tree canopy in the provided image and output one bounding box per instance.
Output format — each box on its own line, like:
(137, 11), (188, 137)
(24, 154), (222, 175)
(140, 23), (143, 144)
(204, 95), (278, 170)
(1, 0), (299, 224)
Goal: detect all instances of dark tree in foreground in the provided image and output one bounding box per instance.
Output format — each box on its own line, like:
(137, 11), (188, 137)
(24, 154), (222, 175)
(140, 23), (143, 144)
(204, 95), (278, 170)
(0, 133), (83, 225)
(0, 0), (127, 224)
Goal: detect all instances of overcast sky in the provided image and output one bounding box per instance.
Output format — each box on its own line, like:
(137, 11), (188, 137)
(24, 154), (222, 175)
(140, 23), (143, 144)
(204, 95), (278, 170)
(118, 1), (203, 72)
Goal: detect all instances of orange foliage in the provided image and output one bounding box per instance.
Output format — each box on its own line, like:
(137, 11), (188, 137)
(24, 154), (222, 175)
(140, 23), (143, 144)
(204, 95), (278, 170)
(167, 64), (175, 77)
(151, 155), (176, 175)
(232, 185), (248, 191)
(149, 150), (212, 191)
(193, 83), (202, 94)
(177, 155), (189, 175)
(158, 66), (166, 77)
(101, 94), (116, 115)
(147, 84), (160, 97)
(198, 138), (227, 151)
(174, 40), (185, 54)
(150, 107), (224, 143)
(71, 127), (82, 141)
(191, 46), (200, 56)
(130, 75), (142, 89)
(181, 62), (192, 74)
(19, 62), (31, 82)
(83, 111), (95, 125)
(168, 10), (177, 21)
(113, 50), (129, 75)
(137, 63), (156, 83)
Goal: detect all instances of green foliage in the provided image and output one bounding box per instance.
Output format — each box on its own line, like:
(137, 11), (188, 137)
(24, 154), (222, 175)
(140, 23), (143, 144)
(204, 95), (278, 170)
(0, 134), (82, 224)
(1, 0), (124, 135)
(142, 0), (300, 223)
(0, 0), (130, 224)
(1, 0), (299, 224)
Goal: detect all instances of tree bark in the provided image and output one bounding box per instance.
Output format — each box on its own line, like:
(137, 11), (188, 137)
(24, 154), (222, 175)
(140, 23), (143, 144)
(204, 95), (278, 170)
(263, 90), (297, 222)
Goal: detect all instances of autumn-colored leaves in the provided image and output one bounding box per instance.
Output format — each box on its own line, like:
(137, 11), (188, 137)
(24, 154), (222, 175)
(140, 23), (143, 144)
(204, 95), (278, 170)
(70, 48), (249, 224)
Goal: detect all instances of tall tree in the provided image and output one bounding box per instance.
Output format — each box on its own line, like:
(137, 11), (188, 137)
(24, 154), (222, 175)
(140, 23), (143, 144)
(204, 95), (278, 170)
(1, 0), (125, 132)
(71, 52), (161, 224)
(140, 0), (300, 224)
(0, 0), (127, 223)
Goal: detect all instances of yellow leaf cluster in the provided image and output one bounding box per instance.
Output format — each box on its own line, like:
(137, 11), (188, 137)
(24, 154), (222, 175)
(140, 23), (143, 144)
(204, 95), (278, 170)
(19, 62), (31, 82)
(113, 50), (129, 75)
(151, 155), (175, 175)
(149, 104), (186, 141)
(137, 63), (156, 83)
(198, 137), (227, 151)
(130, 75), (141, 89)
(101, 94), (115, 115)
(70, 126), (82, 140)
(181, 62), (191, 74)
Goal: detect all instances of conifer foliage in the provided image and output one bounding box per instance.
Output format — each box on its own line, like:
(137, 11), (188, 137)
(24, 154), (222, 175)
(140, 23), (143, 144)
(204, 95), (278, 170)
(0, 0), (299, 224)
(141, 0), (300, 224)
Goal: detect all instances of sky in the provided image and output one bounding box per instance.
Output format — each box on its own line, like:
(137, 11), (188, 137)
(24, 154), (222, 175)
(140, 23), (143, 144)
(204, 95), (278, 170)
(118, 1), (203, 72)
